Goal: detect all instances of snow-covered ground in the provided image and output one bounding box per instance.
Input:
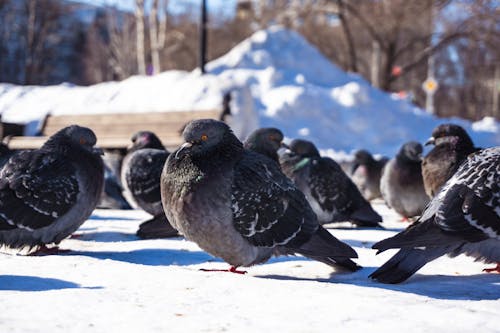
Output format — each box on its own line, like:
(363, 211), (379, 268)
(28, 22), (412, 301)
(0, 26), (498, 157)
(1, 202), (498, 333)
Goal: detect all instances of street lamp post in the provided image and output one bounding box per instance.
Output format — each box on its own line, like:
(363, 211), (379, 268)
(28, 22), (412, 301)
(199, 0), (207, 74)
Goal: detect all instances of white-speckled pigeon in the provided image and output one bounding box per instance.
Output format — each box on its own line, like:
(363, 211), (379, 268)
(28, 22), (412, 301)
(279, 139), (382, 228)
(422, 123), (479, 198)
(0, 125), (104, 252)
(161, 119), (360, 272)
(380, 141), (429, 219)
(121, 131), (178, 238)
(370, 147), (500, 283)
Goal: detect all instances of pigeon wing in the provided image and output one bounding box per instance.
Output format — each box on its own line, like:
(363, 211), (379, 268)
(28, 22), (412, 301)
(0, 150), (79, 230)
(435, 148), (499, 240)
(231, 152), (317, 248)
(126, 149), (168, 204)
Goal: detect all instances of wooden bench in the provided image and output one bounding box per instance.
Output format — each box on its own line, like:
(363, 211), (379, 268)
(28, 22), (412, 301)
(5, 110), (223, 151)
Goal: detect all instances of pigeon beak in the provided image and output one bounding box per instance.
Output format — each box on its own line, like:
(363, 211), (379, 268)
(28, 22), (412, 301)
(425, 137), (435, 146)
(280, 142), (290, 149)
(175, 142), (193, 159)
(93, 147), (104, 155)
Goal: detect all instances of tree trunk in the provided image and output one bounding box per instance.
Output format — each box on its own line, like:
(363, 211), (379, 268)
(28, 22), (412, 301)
(135, 0), (146, 75)
(149, 0), (167, 75)
(336, 0), (358, 72)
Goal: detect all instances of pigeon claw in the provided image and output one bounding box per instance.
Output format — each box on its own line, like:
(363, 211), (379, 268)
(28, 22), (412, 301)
(28, 245), (71, 256)
(199, 266), (247, 274)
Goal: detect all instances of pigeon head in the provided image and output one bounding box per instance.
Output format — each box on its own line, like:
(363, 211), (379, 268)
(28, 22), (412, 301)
(175, 119), (243, 160)
(129, 131), (164, 152)
(353, 149), (375, 165)
(244, 127), (284, 162)
(398, 141), (423, 162)
(43, 125), (100, 155)
(289, 139), (320, 158)
(426, 124), (474, 148)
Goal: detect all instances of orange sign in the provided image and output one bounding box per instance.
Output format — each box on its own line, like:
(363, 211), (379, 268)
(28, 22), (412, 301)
(422, 77), (439, 94)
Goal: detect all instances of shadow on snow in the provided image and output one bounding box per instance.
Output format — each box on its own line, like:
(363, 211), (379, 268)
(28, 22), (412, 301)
(256, 266), (500, 301)
(64, 248), (215, 266)
(0, 275), (102, 292)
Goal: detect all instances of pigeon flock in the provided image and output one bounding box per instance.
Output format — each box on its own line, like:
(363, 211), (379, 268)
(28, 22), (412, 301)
(0, 120), (498, 284)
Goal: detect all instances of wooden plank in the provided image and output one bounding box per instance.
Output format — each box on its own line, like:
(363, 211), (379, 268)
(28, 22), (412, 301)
(7, 135), (185, 150)
(44, 110), (221, 128)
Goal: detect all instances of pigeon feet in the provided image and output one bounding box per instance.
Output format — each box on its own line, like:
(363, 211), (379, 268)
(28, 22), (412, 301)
(483, 263), (500, 273)
(400, 217), (409, 222)
(28, 245), (70, 256)
(199, 266), (247, 274)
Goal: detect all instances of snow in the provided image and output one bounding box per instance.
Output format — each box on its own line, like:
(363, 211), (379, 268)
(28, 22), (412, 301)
(1, 202), (498, 332)
(0, 26), (498, 156)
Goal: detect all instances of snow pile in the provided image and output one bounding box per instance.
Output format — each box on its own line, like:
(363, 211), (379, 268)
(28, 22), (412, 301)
(0, 26), (498, 155)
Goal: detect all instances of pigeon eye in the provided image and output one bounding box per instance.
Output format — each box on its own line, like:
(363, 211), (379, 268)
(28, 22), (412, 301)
(79, 138), (87, 145)
(201, 134), (208, 141)
(268, 135), (275, 141)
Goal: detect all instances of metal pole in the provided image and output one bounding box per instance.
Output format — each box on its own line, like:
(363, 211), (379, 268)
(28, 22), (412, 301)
(426, 54), (435, 114)
(199, 0), (207, 74)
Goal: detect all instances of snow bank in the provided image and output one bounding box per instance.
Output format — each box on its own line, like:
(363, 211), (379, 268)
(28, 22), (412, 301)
(0, 26), (498, 156)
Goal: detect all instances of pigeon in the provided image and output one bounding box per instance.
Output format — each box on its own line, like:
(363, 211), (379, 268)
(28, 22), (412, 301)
(422, 123), (478, 198)
(161, 119), (360, 272)
(279, 139), (382, 228)
(121, 131), (179, 239)
(351, 149), (387, 201)
(0, 125), (104, 252)
(370, 147), (500, 284)
(0, 142), (14, 167)
(97, 164), (132, 210)
(380, 141), (429, 219)
(243, 127), (285, 164)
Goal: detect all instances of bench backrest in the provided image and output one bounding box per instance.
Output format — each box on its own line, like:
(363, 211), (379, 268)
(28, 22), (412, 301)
(7, 110), (223, 150)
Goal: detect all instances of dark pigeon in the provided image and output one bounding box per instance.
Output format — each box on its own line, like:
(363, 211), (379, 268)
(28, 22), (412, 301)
(380, 141), (429, 219)
(121, 131), (179, 239)
(279, 139), (382, 228)
(422, 123), (478, 198)
(97, 164), (132, 210)
(161, 119), (360, 272)
(370, 147), (500, 284)
(0, 125), (104, 251)
(351, 149), (387, 201)
(243, 127), (284, 164)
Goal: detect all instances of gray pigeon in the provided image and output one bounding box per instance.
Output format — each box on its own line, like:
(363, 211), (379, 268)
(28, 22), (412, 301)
(422, 123), (478, 198)
(0, 125), (104, 252)
(243, 127), (284, 164)
(370, 147), (499, 283)
(351, 149), (387, 201)
(161, 119), (360, 272)
(121, 131), (179, 239)
(279, 139), (382, 228)
(380, 141), (429, 219)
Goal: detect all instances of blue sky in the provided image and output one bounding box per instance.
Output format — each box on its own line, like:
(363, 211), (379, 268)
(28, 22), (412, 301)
(70, 0), (237, 15)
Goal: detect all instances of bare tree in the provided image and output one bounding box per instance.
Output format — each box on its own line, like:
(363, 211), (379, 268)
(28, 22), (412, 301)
(135, 0), (146, 75)
(149, 0), (167, 74)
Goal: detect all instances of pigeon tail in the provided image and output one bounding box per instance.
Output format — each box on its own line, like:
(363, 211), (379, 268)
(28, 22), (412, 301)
(350, 204), (383, 228)
(368, 247), (451, 283)
(372, 219), (467, 253)
(136, 215), (179, 239)
(291, 226), (360, 271)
